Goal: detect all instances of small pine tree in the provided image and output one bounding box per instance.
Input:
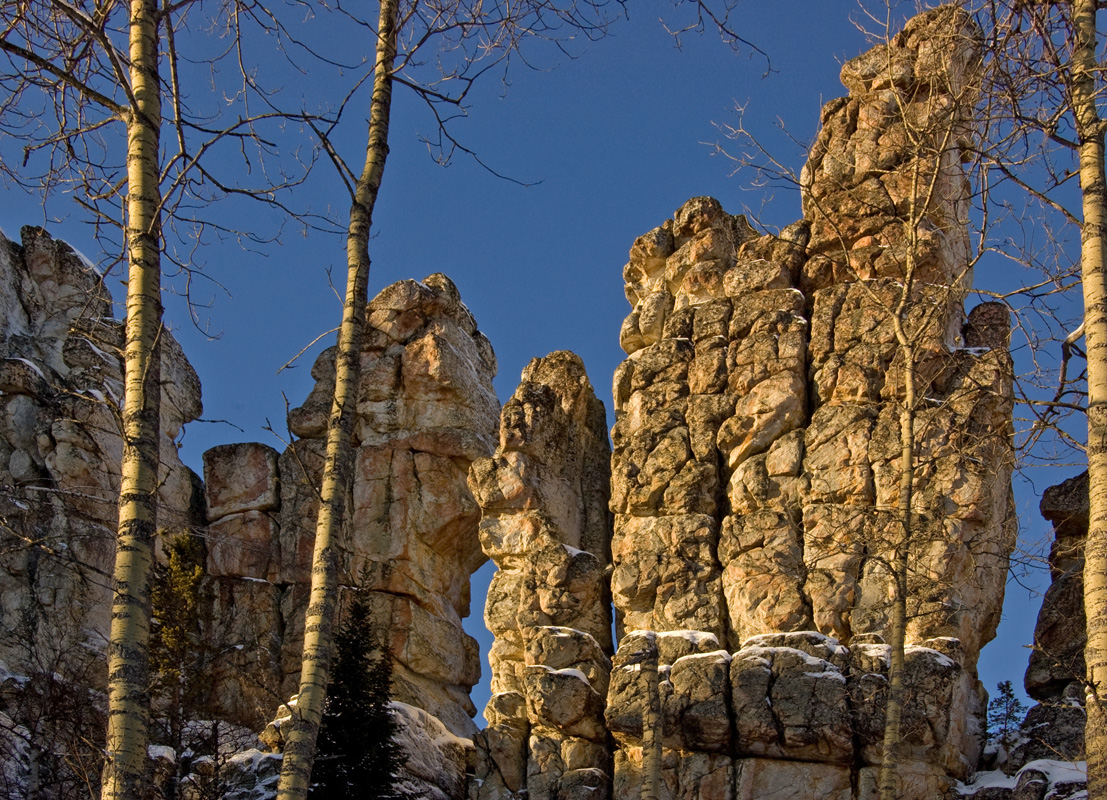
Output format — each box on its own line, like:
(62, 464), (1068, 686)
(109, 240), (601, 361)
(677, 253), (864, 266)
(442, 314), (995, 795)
(310, 589), (404, 800)
(987, 680), (1028, 775)
(150, 535), (206, 745)
(150, 533), (219, 799)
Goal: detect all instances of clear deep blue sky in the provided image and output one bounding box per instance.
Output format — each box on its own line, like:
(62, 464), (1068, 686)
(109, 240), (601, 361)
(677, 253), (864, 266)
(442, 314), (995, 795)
(0, 1), (1059, 722)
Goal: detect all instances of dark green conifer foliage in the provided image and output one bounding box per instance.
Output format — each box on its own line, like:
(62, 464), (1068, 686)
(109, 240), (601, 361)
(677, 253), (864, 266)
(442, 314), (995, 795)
(987, 680), (1028, 775)
(310, 590), (404, 799)
(149, 533), (221, 799)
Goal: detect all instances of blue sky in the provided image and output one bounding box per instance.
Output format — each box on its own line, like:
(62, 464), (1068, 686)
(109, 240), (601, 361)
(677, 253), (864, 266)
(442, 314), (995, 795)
(0, 1), (1062, 722)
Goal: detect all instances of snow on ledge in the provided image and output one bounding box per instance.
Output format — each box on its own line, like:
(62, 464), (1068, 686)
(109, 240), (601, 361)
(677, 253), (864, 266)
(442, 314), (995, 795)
(905, 644), (956, 669)
(529, 664), (593, 687)
(390, 701), (474, 752)
(655, 630), (721, 648)
(958, 759), (1087, 797)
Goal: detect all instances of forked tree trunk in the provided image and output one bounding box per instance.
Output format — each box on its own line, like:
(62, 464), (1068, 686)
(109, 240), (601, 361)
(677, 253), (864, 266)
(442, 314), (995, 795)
(1071, 0), (1107, 793)
(275, 1), (399, 797)
(101, 0), (163, 796)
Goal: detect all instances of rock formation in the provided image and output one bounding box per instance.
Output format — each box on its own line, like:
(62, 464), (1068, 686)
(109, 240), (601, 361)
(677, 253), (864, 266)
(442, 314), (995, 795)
(467, 351), (613, 800)
(240, 274), (502, 799)
(0, 227), (207, 793)
(601, 7), (1014, 800)
(0, 233), (501, 796)
(1027, 472), (1088, 704)
(957, 473), (1088, 798)
(277, 274), (499, 738)
(1019, 472), (1087, 770)
(0, 6), (1032, 800)
(150, 270), (500, 744)
(0, 226), (203, 693)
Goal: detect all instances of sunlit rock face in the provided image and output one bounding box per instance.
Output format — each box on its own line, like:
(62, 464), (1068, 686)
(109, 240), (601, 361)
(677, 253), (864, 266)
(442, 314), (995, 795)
(270, 272), (499, 740)
(594, 7), (1014, 800)
(0, 6), (1025, 800)
(212, 273), (501, 798)
(467, 350), (614, 800)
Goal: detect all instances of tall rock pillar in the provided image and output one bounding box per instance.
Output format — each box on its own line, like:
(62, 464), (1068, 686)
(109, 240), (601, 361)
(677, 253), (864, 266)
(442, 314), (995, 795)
(469, 352), (613, 800)
(267, 274), (500, 799)
(604, 7), (1015, 799)
(607, 196), (815, 799)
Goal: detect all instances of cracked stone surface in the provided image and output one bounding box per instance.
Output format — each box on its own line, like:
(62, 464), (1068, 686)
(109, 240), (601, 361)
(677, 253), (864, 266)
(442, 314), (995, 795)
(468, 351), (614, 800)
(602, 8), (1013, 798)
(0, 7), (1024, 800)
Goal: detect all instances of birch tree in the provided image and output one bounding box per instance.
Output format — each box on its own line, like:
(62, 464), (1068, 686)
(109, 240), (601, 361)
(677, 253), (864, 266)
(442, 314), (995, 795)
(1066, 4), (1107, 789)
(273, 2), (400, 795)
(0, 3), (330, 797)
(0, 1), (169, 793)
(975, 0), (1107, 790)
(103, 2), (162, 791)
(273, 2), (767, 796)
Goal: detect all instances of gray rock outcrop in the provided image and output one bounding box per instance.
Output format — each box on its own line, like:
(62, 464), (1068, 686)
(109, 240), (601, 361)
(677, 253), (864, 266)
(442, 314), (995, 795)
(963, 469), (1091, 792)
(0, 237), (502, 797)
(1027, 472), (1088, 703)
(0, 225), (203, 699)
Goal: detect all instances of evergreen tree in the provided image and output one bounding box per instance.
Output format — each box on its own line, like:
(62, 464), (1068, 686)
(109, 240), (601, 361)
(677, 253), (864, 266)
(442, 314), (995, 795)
(987, 680), (1028, 775)
(310, 591), (403, 800)
(149, 534), (218, 799)
(150, 535), (206, 736)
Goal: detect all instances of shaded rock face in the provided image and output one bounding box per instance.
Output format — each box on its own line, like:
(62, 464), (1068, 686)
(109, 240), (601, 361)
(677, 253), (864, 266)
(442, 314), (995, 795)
(982, 470), (1090, 786)
(467, 351), (614, 800)
(1027, 472), (1087, 703)
(599, 7), (1014, 800)
(0, 226), (203, 701)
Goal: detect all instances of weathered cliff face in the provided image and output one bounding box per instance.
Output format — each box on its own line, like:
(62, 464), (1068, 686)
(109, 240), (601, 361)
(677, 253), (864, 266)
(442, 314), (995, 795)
(1029, 473), (1088, 704)
(0, 227), (209, 794)
(216, 273), (500, 799)
(958, 475), (1088, 799)
(600, 7), (1014, 800)
(0, 236), (501, 797)
(1019, 472), (1088, 769)
(273, 273), (500, 738)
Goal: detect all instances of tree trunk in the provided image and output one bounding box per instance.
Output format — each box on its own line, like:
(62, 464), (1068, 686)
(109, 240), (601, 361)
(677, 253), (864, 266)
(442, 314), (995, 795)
(879, 338), (915, 800)
(641, 645), (661, 800)
(877, 112), (927, 800)
(1071, 0), (1107, 794)
(275, 1), (399, 797)
(101, 0), (163, 796)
